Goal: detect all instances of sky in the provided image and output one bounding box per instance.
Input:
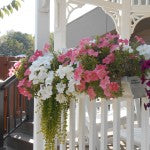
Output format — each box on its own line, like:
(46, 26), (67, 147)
(0, 0), (95, 36)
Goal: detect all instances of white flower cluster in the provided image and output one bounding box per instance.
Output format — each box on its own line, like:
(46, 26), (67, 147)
(137, 44), (150, 60)
(55, 65), (79, 103)
(29, 53), (54, 100)
(122, 44), (133, 53)
(29, 52), (79, 103)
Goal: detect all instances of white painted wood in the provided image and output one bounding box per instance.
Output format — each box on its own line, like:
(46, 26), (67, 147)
(60, 111), (66, 150)
(34, 0), (50, 149)
(138, 0), (142, 5)
(89, 99), (96, 150)
(113, 98), (120, 150)
(33, 99), (45, 150)
(146, 0), (149, 5)
(35, 0), (50, 50)
(54, 0), (67, 50)
(126, 97), (134, 150)
(78, 94), (86, 150)
(69, 100), (76, 150)
(134, 99), (141, 127)
(120, 0), (131, 39)
(141, 97), (150, 150)
(100, 99), (108, 150)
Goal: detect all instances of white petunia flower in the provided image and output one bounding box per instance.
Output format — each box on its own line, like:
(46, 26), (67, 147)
(45, 71), (54, 86)
(122, 45), (133, 53)
(56, 65), (66, 79)
(56, 94), (67, 103)
(37, 85), (52, 100)
(56, 82), (66, 94)
(137, 44), (150, 60)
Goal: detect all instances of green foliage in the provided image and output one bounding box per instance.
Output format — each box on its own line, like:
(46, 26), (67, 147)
(108, 50), (142, 81)
(0, 0), (23, 18)
(0, 31), (34, 56)
(41, 98), (69, 150)
(15, 57), (28, 79)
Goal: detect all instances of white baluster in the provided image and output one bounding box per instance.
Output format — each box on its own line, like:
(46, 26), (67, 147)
(146, 0), (149, 5)
(101, 99), (108, 150)
(69, 100), (76, 150)
(89, 99), (96, 150)
(138, 0), (142, 5)
(126, 97), (134, 150)
(60, 111), (66, 150)
(141, 97), (150, 150)
(134, 99), (141, 127)
(78, 93), (86, 150)
(113, 98), (120, 150)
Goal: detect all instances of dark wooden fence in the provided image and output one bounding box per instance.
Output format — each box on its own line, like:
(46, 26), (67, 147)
(0, 56), (29, 148)
(0, 56), (21, 80)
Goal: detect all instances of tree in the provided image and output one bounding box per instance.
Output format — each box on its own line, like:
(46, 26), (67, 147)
(0, 31), (34, 56)
(0, 0), (23, 18)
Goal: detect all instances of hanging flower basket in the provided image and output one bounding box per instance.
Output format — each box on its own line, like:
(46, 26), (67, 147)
(9, 33), (150, 150)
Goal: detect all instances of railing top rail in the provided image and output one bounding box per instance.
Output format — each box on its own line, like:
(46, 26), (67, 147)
(0, 75), (17, 90)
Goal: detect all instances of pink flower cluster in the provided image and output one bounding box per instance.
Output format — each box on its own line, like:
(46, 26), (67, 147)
(8, 61), (21, 76)
(29, 50), (43, 62)
(135, 35), (145, 44)
(57, 33), (124, 100)
(17, 64), (32, 100)
(18, 77), (32, 100)
(75, 63), (120, 99)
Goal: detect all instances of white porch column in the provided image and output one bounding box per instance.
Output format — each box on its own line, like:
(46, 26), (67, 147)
(120, 0), (131, 39)
(35, 0), (50, 50)
(54, 0), (67, 50)
(34, 0), (50, 150)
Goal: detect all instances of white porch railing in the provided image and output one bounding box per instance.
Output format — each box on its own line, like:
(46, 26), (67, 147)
(59, 82), (150, 150)
(132, 0), (150, 5)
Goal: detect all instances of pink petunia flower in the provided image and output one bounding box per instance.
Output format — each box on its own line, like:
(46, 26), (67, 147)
(100, 76), (110, 90)
(79, 38), (91, 48)
(14, 61), (21, 70)
(17, 78), (27, 87)
(76, 81), (86, 92)
(74, 65), (84, 81)
(135, 35), (145, 44)
(108, 82), (120, 92)
(29, 50), (43, 62)
(104, 88), (112, 98)
(87, 87), (96, 100)
(87, 49), (98, 57)
(24, 69), (31, 76)
(95, 65), (108, 80)
(8, 67), (15, 77)
(102, 53), (115, 64)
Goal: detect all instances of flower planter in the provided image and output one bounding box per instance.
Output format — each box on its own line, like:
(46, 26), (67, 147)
(121, 76), (146, 98)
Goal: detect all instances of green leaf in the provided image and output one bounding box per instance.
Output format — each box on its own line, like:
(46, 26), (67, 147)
(15, 0), (21, 7)
(2, 7), (10, 16)
(0, 10), (4, 18)
(7, 5), (13, 13)
(12, 1), (19, 11)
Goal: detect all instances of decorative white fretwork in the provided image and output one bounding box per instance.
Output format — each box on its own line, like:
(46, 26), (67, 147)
(104, 9), (121, 33)
(130, 13), (145, 34)
(66, 0), (85, 21)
